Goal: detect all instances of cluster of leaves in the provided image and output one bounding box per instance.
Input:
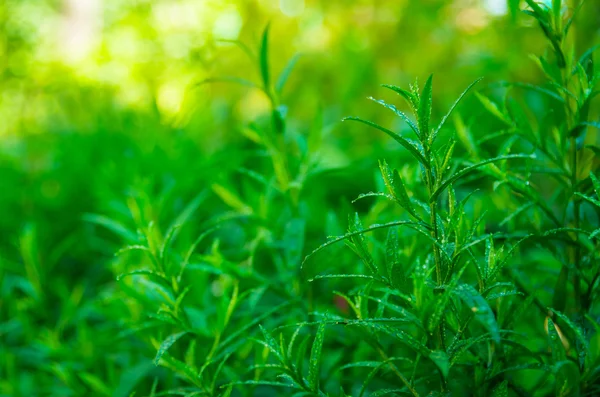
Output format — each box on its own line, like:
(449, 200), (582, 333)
(1, 1), (599, 396)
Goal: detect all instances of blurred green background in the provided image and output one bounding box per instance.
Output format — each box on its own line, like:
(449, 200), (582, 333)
(1, 0), (599, 396)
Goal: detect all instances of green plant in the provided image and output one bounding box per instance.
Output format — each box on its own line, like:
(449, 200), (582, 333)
(251, 1), (600, 396)
(2, 1), (599, 396)
(469, 0), (600, 394)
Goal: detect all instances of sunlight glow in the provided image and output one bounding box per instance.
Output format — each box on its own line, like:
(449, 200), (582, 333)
(483, 0), (508, 16)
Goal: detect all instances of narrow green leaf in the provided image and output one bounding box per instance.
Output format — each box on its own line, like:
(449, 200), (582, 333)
(276, 53), (301, 93)
(434, 77), (483, 138)
(564, 1), (587, 36)
(359, 322), (431, 356)
(485, 236), (495, 280)
(392, 169), (417, 217)
(504, 81), (564, 102)
(347, 213), (377, 275)
(287, 323), (306, 363)
(303, 220), (425, 267)
(199, 76), (260, 89)
(382, 83), (418, 111)
(430, 154), (533, 202)
(525, 0), (546, 16)
(370, 389), (407, 397)
(555, 361), (580, 397)
(379, 160), (417, 218)
(79, 373), (111, 396)
(155, 332), (188, 365)
(340, 358), (411, 370)
(590, 173), (600, 197)
(308, 321), (326, 392)
(179, 226), (220, 280)
(219, 386), (233, 397)
(547, 317), (566, 363)
(217, 39), (255, 61)
(418, 75), (433, 138)
(309, 274), (383, 282)
(166, 190), (209, 243)
(368, 97), (420, 137)
(115, 245), (154, 257)
(429, 350), (450, 380)
(83, 213), (137, 242)
(116, 269), (168, 284)
(352, 192), (394, 203)
(453, 284), (500, 343)
(225, 380), (297, 389)
(343, 117), (427, 166)
(576, 192), (600, 208)
(259, 24), (271, 89)
(552, 0), (562, 31)
(358, 359), (395, 397)
(359, 281), (374, 320)
(454, 114), (479, 157)
(429, 270), (463, 332)
(439, 139), (456, 177)
(475, 92), (513, 125)
(490, 380), (508, 397)
(259, 325), (283, 361)
(549, 309), (589, 356)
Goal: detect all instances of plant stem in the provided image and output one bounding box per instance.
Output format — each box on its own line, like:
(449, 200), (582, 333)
(425, 152), (446, 352)
(426, 167), (442, 286)
(561, 60), (582, 315)
(571, 134), (582, 314)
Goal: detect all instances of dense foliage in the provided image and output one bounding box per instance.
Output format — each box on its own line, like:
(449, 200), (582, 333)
(1, 1), (599, 396)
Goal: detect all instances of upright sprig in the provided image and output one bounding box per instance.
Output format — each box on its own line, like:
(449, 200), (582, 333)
(474, 1), (599, 394)
(344, 76), (528, 286)
(525, 0), (598, 315)
(522, 2), (599, 393)
(202, 25), (306, 206)
(301, 76), (534, 394)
